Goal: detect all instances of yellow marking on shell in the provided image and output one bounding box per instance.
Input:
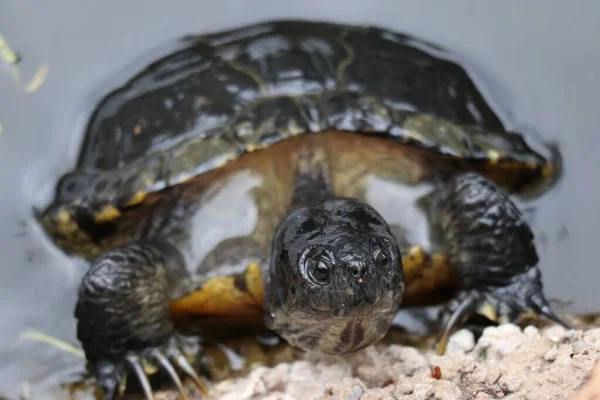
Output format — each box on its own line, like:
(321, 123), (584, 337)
(246, 141), (271, 153)
(336, 30), (355, 90)
(55, 209), (71, 225)
(287, 119), (306, 136)
(52, 209), (80, 235)
(133, 124), (142, 135)
(227, 60), (267, 93)
(403, 115), (433, 141)
(125, 191), (147, 206)
(93, 205), (121, 223)
(478, 302), (498, 322)
(487, 150), (501, 165)
(169, 262), (265, 321)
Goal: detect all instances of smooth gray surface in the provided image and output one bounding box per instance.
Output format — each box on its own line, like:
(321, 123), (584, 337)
(0, 1), (598, 398)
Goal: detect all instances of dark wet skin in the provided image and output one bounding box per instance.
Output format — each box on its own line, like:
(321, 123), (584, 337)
(265, 195), (404, 355)
(38, 21), (565, 399)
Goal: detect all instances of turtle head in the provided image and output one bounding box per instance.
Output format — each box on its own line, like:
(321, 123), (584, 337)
(265, 198), (404, 354)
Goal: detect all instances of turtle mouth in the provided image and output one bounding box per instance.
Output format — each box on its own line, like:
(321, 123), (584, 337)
(307, 286), (399, 318)
(310, 300), (382, 318)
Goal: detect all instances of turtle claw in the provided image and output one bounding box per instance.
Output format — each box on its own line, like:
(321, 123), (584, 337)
(125, 354), (155, 400)
(528, 292), (572, 329)
(436, 266), (568, 355)
(94, 339), (209, 400)
(170, 348), (209, 396)
(151, 349), (189, 400)
(436, 290), (479, 355)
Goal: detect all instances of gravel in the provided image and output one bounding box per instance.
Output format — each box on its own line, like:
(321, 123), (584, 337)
(152, 323), (600, 400)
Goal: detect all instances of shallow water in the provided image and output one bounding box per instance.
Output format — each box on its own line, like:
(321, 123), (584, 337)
(1, 1), (599, 398)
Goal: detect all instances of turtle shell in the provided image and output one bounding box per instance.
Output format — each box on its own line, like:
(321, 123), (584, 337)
(39, 20), (558, 257)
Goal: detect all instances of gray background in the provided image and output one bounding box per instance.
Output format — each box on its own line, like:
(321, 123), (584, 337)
(0, 1), (598, 398)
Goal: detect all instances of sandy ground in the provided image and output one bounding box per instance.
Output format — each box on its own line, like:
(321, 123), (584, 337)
(153, 323), (600, 400)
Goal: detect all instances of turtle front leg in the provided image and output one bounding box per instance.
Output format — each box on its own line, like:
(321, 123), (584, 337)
(419, 172), (568, 354)
(75, 240), (208, 400)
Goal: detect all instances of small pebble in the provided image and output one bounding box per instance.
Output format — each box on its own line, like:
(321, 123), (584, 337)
(359, 388), (394, 400)
(572, 341), (596, 356)
(394, 382), (414, 395)
(499, 375), (522, 392)
(524, 325), (541, 339)
(413, 383), (434, 400)
(387, 346), (427, 376)
(544, 346), (558, 362)
(347, 384), (363, 400)
(476, 324), (524, 358)
(544, 326), (568, 343)
(432, 380), (463, 400)
(260, 363), (291, 391)
(447, 329), (475, 353)
(584, 328), (600, 343)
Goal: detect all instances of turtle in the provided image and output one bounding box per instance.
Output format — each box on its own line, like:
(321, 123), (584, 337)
(38, 20), (566, 400)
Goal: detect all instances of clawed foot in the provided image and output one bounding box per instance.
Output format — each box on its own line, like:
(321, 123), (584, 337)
(93, 336), (208, 400)
(74, 241), (210, 399)
(436, 266), (570, 355)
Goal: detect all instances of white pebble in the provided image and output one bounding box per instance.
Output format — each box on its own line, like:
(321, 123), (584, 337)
(447, 329), (475, 353)
(413, 383), (433, 400)
(544, 325), (568, 343)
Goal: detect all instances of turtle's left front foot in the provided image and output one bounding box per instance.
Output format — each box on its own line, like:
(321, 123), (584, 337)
(421, 172), (568, 354)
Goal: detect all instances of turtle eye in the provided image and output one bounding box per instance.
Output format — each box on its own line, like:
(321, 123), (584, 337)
(378, 252), (389, 268)
(310, 260), (331, 283)
(300, 248), (334, 285)
(304, 250), (333, 285)
(373, 240), (390, 268)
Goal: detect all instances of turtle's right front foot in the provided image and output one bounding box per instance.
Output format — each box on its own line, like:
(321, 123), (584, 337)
(75, 241), (208, 400)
